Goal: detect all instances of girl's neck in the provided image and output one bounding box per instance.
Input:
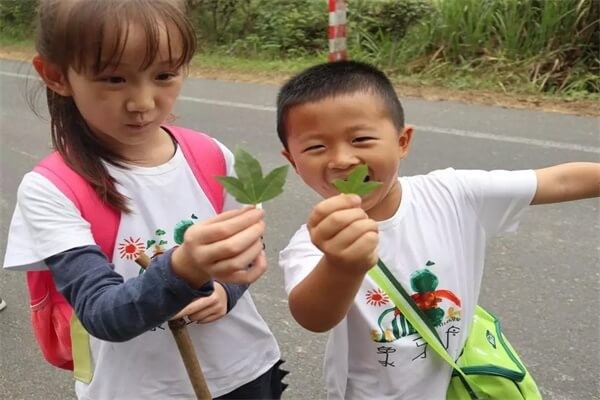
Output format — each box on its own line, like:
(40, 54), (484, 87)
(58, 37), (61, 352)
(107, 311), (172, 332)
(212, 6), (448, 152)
(118, 127), (176, 167)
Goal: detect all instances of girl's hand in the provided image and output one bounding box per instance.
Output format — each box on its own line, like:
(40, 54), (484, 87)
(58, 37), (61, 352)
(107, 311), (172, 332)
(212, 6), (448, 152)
(171, 282), (228, 323)
(308, 194), (379, 275)
(171, 207), (267, 287)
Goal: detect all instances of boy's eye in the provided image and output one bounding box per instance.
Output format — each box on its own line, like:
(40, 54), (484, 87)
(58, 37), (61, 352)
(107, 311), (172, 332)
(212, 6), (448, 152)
(100, 76), (126, 84)
(353, 136), (375, 143)
(302, 144), (325, 153)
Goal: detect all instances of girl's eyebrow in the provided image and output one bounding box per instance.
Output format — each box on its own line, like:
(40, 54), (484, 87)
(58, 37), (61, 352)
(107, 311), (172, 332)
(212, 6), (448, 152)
(99, 59), (177, 70)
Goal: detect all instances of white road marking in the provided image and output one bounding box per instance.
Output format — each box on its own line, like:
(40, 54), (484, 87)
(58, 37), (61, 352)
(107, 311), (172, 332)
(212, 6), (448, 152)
(2, 70), (598, 154)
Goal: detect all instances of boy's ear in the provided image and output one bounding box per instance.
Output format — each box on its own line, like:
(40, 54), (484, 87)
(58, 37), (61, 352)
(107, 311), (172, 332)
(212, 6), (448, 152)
(398, 125), (413, 159)
(32, 55), (72, 97)
(281, 149), (298, 172)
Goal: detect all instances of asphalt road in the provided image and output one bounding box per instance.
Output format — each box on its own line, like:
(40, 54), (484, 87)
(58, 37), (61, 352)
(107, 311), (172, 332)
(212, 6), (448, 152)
(1, 58), (598, 400)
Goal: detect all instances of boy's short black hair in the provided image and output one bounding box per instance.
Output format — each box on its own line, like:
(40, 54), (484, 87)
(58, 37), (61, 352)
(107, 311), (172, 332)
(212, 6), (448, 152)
(276, 60), (404, 149)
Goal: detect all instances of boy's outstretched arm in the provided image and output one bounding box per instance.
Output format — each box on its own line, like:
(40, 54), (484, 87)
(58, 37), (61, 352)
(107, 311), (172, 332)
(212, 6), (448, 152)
(288, 195), (379, 332)
(531, 162), (600, 205)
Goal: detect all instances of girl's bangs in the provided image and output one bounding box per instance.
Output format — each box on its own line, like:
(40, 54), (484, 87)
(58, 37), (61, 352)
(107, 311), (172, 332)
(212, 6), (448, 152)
(63, 0), (195, 74)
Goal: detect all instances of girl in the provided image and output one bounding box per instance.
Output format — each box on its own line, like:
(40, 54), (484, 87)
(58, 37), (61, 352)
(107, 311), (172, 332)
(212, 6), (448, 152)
(2, 0), (286, 399)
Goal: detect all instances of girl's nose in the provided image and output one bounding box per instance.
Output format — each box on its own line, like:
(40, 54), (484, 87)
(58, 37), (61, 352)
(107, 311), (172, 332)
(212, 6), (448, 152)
(126, 88), (155, 113)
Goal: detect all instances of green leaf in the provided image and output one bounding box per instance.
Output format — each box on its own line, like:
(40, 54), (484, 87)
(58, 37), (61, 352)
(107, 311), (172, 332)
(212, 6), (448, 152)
(254, 165), (289, 203)
(216, 175), (255, 204)
(332, 164), (381, 196)
(216, 147), (288, 205)
(233, 147), (263, 200)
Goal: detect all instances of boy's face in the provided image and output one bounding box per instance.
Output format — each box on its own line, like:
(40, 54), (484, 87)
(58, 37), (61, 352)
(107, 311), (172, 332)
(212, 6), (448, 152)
(282, 92), (412, 221)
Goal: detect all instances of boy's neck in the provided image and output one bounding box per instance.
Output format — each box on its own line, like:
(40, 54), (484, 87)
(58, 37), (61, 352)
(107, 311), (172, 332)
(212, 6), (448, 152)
(366, 180), (403, 221)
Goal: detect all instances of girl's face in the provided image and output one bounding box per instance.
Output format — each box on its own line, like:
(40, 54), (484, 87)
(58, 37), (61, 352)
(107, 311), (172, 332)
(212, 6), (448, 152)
(65, 22), (184, 158)
(282, 92), (412, 221)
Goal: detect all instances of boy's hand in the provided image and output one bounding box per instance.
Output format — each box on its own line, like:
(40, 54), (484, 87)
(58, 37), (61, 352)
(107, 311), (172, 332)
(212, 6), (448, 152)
(171, 282), (228, 323)
(308, 194), (379, 274)
(171, 207), (267, 286)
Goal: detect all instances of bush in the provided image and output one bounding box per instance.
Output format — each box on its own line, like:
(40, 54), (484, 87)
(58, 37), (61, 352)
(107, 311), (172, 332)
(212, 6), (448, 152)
(0, 0), (36, 39)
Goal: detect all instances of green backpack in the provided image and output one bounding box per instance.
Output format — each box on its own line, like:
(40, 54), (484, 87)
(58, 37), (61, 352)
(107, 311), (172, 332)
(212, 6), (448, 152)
(368, 260), (542, 400)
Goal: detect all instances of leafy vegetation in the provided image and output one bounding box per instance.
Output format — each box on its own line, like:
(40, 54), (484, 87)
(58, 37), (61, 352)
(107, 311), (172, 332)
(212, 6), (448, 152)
(1, 0), (598, 99)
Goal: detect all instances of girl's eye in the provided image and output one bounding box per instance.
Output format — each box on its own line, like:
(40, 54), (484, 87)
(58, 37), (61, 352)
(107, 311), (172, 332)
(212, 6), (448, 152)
(156, 72), (178, 81)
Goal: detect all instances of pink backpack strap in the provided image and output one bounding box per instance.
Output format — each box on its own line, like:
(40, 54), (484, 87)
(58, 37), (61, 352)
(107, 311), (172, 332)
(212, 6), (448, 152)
(167, 125), (226, 213)
(27, 153), (119, 371)
(33, 153), (120, 257)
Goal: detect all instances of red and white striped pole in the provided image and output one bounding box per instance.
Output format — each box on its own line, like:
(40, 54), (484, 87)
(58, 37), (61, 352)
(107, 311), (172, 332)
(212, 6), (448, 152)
(328, 0), (347, 61)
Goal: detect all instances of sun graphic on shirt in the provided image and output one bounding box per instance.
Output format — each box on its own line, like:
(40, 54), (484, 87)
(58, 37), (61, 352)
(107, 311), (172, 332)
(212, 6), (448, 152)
(365, 288), (390, 307)
(118, 237), (145, 260)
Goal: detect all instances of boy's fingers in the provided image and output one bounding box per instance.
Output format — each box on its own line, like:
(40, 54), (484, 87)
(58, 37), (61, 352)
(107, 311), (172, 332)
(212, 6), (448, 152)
(308, 194), (361, 228)
(310, 208), (369, 243)
(323, 218), (378, 251)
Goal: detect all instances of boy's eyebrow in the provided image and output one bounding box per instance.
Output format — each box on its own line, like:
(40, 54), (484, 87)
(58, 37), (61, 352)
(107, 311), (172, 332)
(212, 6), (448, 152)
(345, 123), (373, 133)
(295, 124), (375, 142)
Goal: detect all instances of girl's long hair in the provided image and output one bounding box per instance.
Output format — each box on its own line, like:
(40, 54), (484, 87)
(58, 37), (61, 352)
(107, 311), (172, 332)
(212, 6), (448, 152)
(35, 0), (196, 212)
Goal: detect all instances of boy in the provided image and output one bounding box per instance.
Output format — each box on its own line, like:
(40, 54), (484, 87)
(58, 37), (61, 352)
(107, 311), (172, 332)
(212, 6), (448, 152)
(276, 60), (599, 399)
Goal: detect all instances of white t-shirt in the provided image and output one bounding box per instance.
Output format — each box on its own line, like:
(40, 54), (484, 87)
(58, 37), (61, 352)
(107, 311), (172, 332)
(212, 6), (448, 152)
(4, 142), (280, 399)
(279, 168), (537, 400)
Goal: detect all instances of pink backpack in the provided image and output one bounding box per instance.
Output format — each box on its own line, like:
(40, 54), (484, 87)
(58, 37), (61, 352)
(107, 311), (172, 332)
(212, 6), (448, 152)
(26, 126), (226, 370)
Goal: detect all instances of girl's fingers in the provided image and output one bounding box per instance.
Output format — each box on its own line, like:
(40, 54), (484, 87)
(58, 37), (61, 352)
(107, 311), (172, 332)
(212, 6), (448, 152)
(171, 296), (214, 320)
(188, 306), (220, 322)
(194, 219), (265, 264)
(211, 247), (267, 285)
(193, 208), (265, 244)
(211, 220), (266, 261)
(209, 240), (264, 277)
(194, 313), (221, 324)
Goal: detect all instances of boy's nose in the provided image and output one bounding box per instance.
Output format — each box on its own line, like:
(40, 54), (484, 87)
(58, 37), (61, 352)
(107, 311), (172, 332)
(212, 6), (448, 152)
(327, 148), (360, 170)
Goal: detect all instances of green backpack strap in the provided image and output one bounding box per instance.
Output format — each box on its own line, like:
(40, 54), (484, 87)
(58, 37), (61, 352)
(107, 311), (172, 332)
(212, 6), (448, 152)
(367, 259), (474, 387)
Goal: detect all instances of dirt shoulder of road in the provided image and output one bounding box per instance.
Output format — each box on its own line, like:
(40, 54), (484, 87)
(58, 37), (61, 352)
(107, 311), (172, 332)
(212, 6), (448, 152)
(2, 48), (598, 117)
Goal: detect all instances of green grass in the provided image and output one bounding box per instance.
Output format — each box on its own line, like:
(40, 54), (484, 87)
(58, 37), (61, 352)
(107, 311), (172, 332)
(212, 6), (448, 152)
(191, 51), (324, 75)
(2, 33), (598, 106)
(0, 34), (32, 50)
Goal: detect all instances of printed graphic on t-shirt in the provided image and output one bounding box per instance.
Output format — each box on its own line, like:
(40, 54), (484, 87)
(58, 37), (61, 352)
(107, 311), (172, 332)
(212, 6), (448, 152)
(367, 261), (462, 365)
(115, 213), (202, 331)
(118, 237), (145, 260)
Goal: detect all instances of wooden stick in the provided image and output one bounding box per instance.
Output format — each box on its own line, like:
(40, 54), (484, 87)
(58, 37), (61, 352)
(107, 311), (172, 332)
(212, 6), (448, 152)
(136, 253), (212, 400)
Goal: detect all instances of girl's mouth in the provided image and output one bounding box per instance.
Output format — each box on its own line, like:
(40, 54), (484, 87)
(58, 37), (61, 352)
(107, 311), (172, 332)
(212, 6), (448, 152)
(126, 122), (151, 129)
